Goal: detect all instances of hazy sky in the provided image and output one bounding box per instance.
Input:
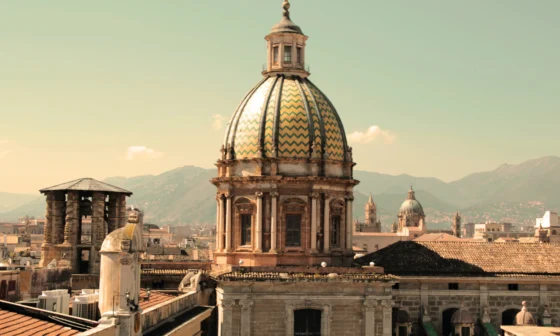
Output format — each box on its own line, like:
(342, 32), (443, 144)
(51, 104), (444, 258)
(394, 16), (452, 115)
(1, 1), (559, 194)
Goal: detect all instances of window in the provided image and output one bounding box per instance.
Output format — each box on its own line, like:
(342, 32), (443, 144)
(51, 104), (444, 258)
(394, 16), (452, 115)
(241, 214), (252, 245)
(294, 309), (321, 336)
(362, 243), (368, 250)
(331, 216), (341, 247)
(286, 214), (301, 247)
(284, 46), (292, 63)
(273, 46), (279, 64)
(297, 47), (302, 65)
(448, 283), (459, 290)
(461, 326), (471, 336)
(392, 283), (400, 290)
(508, 284), (519, 291)
(7, 280), (16, 292)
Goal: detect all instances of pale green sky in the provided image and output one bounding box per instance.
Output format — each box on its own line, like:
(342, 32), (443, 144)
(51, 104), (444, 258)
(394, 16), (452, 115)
(1, 1), (559, 194)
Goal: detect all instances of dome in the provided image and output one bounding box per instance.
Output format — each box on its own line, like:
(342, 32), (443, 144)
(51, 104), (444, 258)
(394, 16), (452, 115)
(398, 187), (425, 217)
(451, 309), (474, 325)
(223, 75), (349, 162)
(270, 0), (303, 35)
(515, 302), (536, 325)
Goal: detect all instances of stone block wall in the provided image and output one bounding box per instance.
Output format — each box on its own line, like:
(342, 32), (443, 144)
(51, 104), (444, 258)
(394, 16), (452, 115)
(394, 278), (560, 333)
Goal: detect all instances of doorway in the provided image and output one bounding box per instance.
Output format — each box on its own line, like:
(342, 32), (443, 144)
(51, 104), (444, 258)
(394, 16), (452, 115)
(442, 308), (459, 336)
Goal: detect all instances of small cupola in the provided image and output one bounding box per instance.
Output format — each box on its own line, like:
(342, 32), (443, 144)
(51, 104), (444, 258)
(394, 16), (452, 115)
(264, 0), (309, 77)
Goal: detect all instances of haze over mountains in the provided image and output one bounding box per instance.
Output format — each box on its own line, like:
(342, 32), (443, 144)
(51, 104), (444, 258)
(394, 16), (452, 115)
(2, 156), (559, 228)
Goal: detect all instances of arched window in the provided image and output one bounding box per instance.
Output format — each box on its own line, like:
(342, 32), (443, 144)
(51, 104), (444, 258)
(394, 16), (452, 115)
(442, 308), (459, 336)
(294, 309), (321, 336)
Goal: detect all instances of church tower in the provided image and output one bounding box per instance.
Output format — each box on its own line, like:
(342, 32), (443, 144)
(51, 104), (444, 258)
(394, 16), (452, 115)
(452, 211), (462, 238)
(358, 194), (381, 232)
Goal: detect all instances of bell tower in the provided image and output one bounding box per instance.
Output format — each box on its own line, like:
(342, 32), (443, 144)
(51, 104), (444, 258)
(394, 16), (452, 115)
(453, 211), (462, 238)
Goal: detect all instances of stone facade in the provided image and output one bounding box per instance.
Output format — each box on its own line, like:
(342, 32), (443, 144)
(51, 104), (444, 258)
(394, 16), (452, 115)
(216, 274), (396, 336)
(393, 277), (560, 334)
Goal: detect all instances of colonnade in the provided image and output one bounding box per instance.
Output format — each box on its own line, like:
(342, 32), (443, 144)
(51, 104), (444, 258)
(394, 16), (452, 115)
(215, 191), (354, 253)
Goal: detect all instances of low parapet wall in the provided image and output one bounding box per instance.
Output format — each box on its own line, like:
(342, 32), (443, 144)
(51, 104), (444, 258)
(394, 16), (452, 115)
(142, 291), (198, 332)
(71, 274), (100, 290)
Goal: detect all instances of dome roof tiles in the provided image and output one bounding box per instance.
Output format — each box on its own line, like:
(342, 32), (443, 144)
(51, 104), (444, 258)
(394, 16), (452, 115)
(399, 187), (425, 217)
(224, 75), (348, 162)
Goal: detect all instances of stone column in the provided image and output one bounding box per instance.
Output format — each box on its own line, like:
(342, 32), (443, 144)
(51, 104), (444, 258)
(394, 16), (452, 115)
(310, 192), (319, 253)
(345, 195), (354, 251)
(382, 300), (392, 336)
(63, 191), (80, 272)
(116, 194), (127, 228)
(43, 193), (54, 244)
(324, 194), (331, 252)
(39, 193), (55, 267)
(107, 194), (119, 234)
(255, 192), (263, 253)
(240, 297), (254, 336)
(218, 299), (235, 336)
(216, 194), (223, 252)
(225, 193), (233, 252)
(89, 192), (106, 274)
(52, 191), (66, 245)
(270, 192), (278, 253)
(364, 299), (377, 336)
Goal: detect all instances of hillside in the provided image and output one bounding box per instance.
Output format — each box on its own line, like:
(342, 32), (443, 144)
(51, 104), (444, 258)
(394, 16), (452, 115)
(2, 156), (559, 227)
(0, 192), (39, 214)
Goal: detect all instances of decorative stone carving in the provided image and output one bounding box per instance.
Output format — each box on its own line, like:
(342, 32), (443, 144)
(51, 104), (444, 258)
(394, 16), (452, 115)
(221, 299), (235, 309)
(363, 299), (377, 309)
(240, 297), (254, 309)
(283, 198), (306, 213)
(330, 199), (345, 215)
(220, 144), (226, 161)
(346, 146), (353, 162)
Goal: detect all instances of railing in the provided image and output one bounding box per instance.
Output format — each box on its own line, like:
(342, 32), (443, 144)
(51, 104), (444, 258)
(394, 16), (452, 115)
(262, 63), (311, 73)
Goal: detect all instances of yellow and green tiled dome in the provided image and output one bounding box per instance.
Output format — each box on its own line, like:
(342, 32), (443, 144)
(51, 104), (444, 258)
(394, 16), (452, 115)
(223, 75), (349, 161)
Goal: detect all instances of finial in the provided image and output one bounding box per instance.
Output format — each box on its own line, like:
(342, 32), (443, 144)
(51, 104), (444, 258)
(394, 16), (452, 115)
(521, 301), (527, 311)
(282, 0), (290, 19)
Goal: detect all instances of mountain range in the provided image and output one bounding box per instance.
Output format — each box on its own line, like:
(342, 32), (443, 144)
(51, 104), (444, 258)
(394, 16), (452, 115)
(2, 156), (559, 229)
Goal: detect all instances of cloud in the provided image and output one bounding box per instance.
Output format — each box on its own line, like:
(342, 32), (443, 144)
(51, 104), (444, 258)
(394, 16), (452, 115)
(212, 114), (226, 131)
(125, 146), (163, 160)
(348, 125), (396, 145)
(0, 140), (11, 157)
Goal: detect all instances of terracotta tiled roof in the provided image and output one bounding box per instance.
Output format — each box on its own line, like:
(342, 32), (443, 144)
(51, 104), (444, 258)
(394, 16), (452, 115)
(355, 241), (560, 277)
(0, 301), (97, 335)
(138, 289), (177, 310)
(216, 271), (396, 282)
(39, 178), (132, 195)
(413, 233), (463, 242)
